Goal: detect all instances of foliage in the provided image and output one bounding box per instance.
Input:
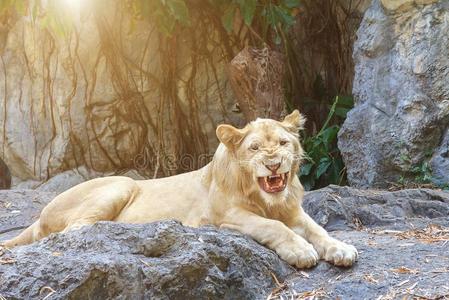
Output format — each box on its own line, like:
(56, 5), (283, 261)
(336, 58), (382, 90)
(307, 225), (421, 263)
(125, 0), (300, 44)
(299, 96), (353, 191)
(1, 0), (301, 48)
(1, 0), (357, 187)
(0, 0), (77, 37)
(399, 152), (437, 187)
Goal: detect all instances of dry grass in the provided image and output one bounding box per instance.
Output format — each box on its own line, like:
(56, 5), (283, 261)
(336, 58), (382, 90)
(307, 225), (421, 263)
(266, 272), (329, 300)
(390, 266), (419, 275)
(396, 225), (449, 244)
(387, 182), (439, 191)
(0, 257), (15, 264)
(372, 224), (449, 244)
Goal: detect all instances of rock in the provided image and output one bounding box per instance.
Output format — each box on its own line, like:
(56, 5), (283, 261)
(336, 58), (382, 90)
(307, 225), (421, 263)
(228, 47), (285, 121)
(0, 186), (449, 299)
(277, 228), (449, 299)
(0, 189), (55, 241)
(0, 221), (292, 300)
(35, 167), (92, 193)
(339, 0), (449, 188)
(303, 185), (449, 230)
(381, 0), (438, 11)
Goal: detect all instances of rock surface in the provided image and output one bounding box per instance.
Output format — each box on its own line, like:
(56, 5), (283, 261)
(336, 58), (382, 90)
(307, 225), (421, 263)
(0, 221), (292, 300)
(338, 0), (449, 188)
(0, 185), (448, 299)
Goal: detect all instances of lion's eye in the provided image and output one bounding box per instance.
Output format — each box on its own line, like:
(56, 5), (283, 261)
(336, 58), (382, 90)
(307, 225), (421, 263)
(250, 144), (259, 151)
(280, 140), (288, 146)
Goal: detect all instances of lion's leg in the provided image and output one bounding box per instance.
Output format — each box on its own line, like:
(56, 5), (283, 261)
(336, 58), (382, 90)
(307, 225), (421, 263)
(2, 220), (42, 248)
(60, 181), (139, 232)
(291, 208), (358, 267)
(221, 208), (319, 268)
(3, 178), (139, 248)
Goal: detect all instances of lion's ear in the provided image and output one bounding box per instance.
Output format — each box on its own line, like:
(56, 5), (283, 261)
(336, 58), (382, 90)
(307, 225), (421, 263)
(282, 110), (306, 133)
(216, 124), (246, 149)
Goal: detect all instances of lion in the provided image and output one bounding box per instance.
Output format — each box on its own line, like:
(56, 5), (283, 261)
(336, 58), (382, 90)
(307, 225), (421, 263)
(3, 110), (357, 268)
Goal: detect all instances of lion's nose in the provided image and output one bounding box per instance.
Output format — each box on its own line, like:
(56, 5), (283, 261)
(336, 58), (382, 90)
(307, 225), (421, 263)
(265, 163), (281, 172)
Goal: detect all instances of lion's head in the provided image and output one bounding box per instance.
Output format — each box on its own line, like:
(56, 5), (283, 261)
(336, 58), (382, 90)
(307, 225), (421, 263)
(214, 110), (305, 205)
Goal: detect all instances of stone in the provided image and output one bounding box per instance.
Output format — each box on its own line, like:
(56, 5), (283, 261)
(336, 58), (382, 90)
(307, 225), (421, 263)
(228, 47), (285, 121)
(380, 0), (438, 11)
(338, 0), (449, 188)
(1, 185), (449, 299)
(0, 189), (55, 241)
(0, 221), (292, 299)
(302, 185), (449, 230)
(380, 0), (414, 11)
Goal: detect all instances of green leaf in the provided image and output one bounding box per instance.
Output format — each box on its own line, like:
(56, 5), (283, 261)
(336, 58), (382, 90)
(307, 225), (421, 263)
(316, 157), (331, 179)
(166, 0), (190, 25)
(300, 163), (313, 176)
(237, 0), (256, 25)
(337, 95), (354, 107)
(222, 5), (236, 32)
(334, 107), (350, 118)
(317, 96), (339, 136)
(320, 125), (339, 149)
(273, 6), (295, 26)
(283, 0), (300, 8)
(157, 14), (176, 36)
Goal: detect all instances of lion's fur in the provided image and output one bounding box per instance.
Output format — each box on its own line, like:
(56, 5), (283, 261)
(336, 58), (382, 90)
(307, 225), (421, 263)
(3, 111), (357, 268)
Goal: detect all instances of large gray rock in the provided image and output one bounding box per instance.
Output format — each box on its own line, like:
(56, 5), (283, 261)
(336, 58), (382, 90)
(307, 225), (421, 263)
(338, 0), (449, 188)
(1, 186), (449, 299)
(0, 221), (292, 300)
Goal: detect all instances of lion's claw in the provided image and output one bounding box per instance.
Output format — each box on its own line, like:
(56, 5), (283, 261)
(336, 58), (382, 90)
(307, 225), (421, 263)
(323, 240), (358, 267)
(277, 237), (319, 269)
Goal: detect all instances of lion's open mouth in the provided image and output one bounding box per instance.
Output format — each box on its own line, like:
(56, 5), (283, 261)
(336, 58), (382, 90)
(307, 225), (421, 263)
(258, 172), (288, 193)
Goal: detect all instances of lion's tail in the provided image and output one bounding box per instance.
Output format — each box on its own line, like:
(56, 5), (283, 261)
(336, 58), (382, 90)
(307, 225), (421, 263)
(2, 220), (40, 248)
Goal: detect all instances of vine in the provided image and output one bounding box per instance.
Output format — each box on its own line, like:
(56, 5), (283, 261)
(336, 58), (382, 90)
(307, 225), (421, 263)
(0, 0), (364, 190)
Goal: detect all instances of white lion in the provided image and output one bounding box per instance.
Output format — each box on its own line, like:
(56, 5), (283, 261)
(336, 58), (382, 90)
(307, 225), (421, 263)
(4, 110), (357, 268)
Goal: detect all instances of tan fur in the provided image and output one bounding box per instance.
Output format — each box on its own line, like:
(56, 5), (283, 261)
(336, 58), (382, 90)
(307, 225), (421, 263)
(3, 111), (357, 268)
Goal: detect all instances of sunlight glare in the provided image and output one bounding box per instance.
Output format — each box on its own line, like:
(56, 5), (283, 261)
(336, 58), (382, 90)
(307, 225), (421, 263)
(63, 0), (84, 11)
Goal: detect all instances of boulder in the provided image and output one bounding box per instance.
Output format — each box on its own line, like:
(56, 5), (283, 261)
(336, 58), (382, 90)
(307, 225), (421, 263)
(0, 186), (448, 298)
(0, 221), (292, 300)
(338, 0), (449, 188)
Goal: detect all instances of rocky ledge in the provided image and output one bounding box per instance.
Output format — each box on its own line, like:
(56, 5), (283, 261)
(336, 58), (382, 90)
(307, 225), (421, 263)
(0, 186), (449, 299)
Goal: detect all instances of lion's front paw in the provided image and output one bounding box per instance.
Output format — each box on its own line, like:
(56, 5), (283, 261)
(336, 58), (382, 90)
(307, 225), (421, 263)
(322, 240), (358, 267)
(276, 237), (319, 269)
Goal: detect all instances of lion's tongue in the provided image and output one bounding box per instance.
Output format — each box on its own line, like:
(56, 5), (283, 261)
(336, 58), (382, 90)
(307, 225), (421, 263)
(258, 174), (286, 193)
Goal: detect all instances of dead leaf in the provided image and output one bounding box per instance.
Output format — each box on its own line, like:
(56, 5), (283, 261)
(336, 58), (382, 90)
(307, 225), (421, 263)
(390, 266), (419, 274)
(299, 271), (310, 278)
(395, 224), (449, 244)
(363, 274), (379, 284)
(0, 258), (16, 264)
